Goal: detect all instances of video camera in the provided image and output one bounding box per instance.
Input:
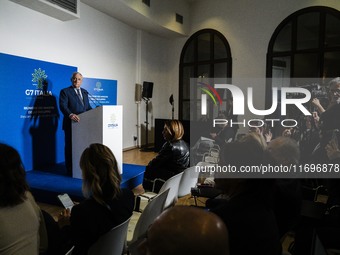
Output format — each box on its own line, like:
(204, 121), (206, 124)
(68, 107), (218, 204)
(297, 83), (328, 99)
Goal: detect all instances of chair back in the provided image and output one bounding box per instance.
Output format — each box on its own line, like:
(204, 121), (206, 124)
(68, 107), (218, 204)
(65, 246), (74, 255)
(132, 189), (169, 241)
(203, 147), (220, 164)
(87, 217), (131, 255)
(196, 161), (216, 180)
(129, 189), (170, 252)
(178, 166), (200, 197)
(159, 172), (184, 208)
(311, 230), (327, 255)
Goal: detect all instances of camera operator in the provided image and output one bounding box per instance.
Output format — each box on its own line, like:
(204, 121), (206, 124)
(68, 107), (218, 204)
(310, 77), (340, 164)
(318, 78), (340, 130)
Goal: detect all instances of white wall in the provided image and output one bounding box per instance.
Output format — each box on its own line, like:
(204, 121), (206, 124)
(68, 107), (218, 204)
(0, 0), (176, 149)
(177, 0), (340, 133)
(1, 0), (340, 147)
(123, 0), (191, 35)
(189, 0), (340, 78)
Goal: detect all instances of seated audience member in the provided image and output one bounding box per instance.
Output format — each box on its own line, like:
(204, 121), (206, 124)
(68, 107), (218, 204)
(57, 143), (134, 255)
(320, 77), (340, 131)
(225, 97), (239, 141)
(264, 137), (302, 237)
(299, 115), (320, 164)
(210, 111), (237, 146)
(137, 206), (230, 255)
(206, 133), (282, 255)
(310, 77), (340, 163)
(247, 125), (269, 148)
(0, 143), (48, 254)
(248, 121), (272, 144)
(140, 120), (189, 193)
(316, 137), (340, 251)
(324, 137), (340, 212)
(281, 127), (302, 147)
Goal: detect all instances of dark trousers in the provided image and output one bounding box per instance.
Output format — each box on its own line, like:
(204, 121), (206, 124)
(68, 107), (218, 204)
(64, 128), (72, 176)
(41, 210), (72, 255)
(143, 166), (176, 193)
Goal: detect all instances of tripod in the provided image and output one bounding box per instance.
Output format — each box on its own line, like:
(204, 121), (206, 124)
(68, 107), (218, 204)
(141, 97), (154, 152)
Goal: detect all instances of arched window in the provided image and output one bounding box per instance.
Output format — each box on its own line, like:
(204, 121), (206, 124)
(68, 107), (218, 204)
(179, 29), (232, 121)
(266, 6), (340, 109)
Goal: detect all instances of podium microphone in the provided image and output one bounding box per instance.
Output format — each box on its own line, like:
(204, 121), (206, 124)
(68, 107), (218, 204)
(83, 90), (102, 107)
(169, 94), (174, 105)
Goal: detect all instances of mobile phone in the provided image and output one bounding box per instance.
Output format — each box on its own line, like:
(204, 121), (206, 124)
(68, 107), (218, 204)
(57, 193), (74, 210)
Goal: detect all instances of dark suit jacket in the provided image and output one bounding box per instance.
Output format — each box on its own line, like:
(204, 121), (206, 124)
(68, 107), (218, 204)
(59, 86), (92, 131)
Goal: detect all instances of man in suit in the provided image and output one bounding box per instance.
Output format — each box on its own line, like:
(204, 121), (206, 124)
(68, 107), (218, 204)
(59, 72), (92, 175)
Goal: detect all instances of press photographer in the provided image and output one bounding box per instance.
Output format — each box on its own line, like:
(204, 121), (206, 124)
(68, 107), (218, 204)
(311, 77), (340, 163)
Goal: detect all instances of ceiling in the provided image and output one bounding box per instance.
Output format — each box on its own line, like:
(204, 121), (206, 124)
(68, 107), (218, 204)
(80, 0), (195, 38)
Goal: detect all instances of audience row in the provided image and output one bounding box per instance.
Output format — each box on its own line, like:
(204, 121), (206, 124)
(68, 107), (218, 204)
(2, 105), (340, 254)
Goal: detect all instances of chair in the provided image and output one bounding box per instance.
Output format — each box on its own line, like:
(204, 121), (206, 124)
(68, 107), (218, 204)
(300, 200), (327, 220)
(311, 231), (328, 255)
(65, 246), (74, 255)
(87, 217), (131, 255)
(178, 166), (200, 198)
(140, 172), (184, 209)
(302, 183), (328, 202)
(190, 136), (215, 165)
(199, 147), (219, 179)
(127, 189), (170, 255)
(196, 161), (216, 183)
(202, 146), (220, 164)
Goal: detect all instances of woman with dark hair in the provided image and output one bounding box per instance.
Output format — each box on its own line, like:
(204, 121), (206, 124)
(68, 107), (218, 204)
(58, 143), (134, 255)
(0, 143), (48, 254)
(140, 120), (190, 193)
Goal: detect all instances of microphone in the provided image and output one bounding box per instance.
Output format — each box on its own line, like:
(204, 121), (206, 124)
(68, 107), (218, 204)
(83, 90), (102, 107)
(169, 94), (174, 120)
(169, 94), (174, 105)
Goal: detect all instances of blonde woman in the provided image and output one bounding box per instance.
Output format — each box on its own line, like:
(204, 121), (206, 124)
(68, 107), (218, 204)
(142, 120), (190, 193)
(58, 143), (134, 255)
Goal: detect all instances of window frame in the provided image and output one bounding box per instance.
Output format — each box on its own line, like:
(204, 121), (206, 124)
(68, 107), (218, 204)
(179, 29), (232, 121)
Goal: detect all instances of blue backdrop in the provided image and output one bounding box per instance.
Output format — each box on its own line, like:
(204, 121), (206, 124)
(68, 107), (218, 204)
(0, 53), (117, 171)
(82, 77), (117, 108)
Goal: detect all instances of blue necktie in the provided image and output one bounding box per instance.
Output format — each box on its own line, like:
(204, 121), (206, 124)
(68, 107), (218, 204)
(76, 89), (84, 106)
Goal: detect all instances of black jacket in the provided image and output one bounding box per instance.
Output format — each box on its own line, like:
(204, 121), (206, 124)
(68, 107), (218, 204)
(144, 139), (190, 181)
(69, 189), (134, 255)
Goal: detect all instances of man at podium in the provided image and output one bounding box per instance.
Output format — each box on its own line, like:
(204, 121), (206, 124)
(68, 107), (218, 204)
(59, 72), (92, 175)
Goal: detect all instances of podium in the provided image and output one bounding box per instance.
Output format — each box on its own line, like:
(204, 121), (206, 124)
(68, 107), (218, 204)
(72, 105), (123, 179)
